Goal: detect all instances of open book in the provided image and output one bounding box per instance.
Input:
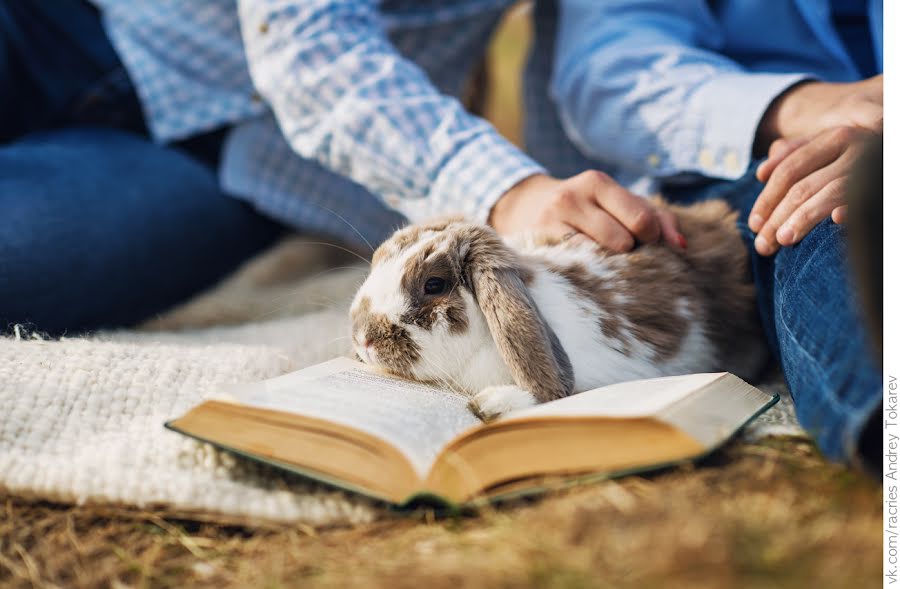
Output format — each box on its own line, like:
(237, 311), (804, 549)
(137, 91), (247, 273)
(166, 357), (777, 507)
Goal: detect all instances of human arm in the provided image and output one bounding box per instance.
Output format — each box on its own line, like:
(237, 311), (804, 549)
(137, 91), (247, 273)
(237, 0), (543, 224)
(553, 0), (882, 255)
(552, 0), (809, 179)
(552, 0), (810, 180)
(238, 1), (681, 250)
(748, 74), (882, 255)
(754, 75), (883, 153)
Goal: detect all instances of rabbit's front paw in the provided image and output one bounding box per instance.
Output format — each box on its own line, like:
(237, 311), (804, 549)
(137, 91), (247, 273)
(470, 385), (536, 420)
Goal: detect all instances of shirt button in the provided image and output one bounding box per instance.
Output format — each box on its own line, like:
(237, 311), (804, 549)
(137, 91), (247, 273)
(724, 151), (741, 173)
(698, 149), (715, 169)
(646, 154), (661, 168)
(259, 22), (269, 33)
(251, 92), (263, 103)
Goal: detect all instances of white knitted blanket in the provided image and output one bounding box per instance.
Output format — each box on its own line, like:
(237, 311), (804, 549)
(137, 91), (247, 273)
(0, 239), (804, 528)
(1, 239), (382, 527)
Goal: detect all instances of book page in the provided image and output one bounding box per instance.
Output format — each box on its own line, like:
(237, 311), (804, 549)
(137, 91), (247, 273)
(220, 358), (481, 477)
(658, 377), (776, 447)
(500, 373), (728, 421)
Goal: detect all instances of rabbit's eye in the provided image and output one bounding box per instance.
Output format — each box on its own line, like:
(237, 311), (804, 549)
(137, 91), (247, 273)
(423, 276), (446, 295)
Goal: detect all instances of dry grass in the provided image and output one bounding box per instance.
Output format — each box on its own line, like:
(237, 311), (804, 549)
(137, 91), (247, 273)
(1, 437), (880, 589)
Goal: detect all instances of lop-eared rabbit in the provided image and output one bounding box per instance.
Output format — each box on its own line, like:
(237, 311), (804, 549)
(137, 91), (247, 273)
(350, 199), (765, 418)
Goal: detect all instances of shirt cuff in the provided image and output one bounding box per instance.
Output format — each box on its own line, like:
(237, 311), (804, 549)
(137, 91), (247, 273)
(426, 131), (546, 224)
(677, 72), (813, 180)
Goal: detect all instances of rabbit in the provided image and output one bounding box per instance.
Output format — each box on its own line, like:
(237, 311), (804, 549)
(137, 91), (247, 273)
(348, 198), (767, 419)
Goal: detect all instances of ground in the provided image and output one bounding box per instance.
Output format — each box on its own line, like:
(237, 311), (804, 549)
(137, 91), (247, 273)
(1, 437), (881, 589)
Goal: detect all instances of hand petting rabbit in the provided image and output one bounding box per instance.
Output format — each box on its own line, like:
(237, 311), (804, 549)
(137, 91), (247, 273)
(349, 198), (766, 419)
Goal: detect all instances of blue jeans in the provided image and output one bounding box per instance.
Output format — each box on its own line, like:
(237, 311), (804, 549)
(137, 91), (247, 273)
(0, 0), (283, 334)
(663, 169), (882, 466)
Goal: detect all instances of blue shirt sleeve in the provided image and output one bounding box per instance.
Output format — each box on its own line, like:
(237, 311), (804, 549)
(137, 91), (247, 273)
(552, 0), (811, 180)
(237, 0), (544, 223)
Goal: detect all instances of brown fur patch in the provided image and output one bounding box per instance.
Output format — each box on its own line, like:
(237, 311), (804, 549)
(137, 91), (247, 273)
(446, 225), (530, 289)
(350, 297), (420, 378)
(399, 250), (469, 335)
(371, 216), (466, 266)
(548, 255), (692, 361)
(361, 313), (420, 378)
(612, 249), (694, 361)
(546, 262), (630, 355)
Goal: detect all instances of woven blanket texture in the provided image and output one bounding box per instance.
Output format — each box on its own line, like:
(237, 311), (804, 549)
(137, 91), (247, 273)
(0, 238), (804, 528)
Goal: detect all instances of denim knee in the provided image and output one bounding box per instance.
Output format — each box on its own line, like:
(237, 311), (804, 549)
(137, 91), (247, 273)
(769, 218), (880, 461)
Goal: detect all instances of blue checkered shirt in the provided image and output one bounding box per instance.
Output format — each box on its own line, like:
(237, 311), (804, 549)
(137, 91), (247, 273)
(91, 0), (571, 250)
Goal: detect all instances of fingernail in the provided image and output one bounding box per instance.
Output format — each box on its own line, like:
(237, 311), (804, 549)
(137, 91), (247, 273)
(749, 213), (764, 232)
(676, 233), (687, 250)
(754, 235), (773, 255)
(776, 224), (795, 245)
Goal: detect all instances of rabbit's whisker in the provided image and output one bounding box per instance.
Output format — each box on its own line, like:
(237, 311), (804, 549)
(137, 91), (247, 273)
(420, 355), (468, 396)
(250, 266), (365, 321)
(292, 242), (372, 267)
(305, 202), (377, 254)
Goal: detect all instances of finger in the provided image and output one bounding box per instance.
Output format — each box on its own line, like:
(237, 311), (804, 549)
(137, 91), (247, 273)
(656, 207), (685, 250)
(777, 177), (848, 245)
(832, 205), (848, 224)
(749, 133), (845, 233)
(771, 145), (858, 246)
(755, 166), (837, 255)
(581, 172), (662, 244)
(570, 205), (635, 253)
(757, 137), (809, 182)
(758, 159), (849, 253)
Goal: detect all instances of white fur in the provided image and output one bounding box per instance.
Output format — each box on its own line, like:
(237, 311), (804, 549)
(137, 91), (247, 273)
(659, 298), (716, 375)
(472, 385), (537, 419)
(411, 289), (514, 392)
(352, 246), (418, 324)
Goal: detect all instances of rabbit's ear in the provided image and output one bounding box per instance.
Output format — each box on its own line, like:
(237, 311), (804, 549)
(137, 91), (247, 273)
(459, 229), (574, 403)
